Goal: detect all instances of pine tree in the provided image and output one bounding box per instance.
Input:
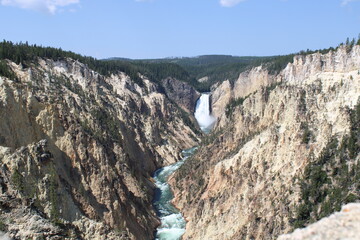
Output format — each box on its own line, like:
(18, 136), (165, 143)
(350, 38), (355, 46)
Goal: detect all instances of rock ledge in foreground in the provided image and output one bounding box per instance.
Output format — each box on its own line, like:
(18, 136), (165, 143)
(278, 203), (360, 240)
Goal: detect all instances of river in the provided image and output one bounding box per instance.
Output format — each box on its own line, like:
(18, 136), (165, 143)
(153, 93), (215, 240)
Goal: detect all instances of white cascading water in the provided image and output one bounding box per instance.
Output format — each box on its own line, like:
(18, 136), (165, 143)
(153, 93), (215, 240)
(153, 148), (197, 240)
(194, 93), (216, 133)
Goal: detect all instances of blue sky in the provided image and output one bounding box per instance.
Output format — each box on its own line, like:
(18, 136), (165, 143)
(0, 0), (359, 59)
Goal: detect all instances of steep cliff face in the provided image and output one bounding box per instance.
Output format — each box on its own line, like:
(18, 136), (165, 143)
(211, 66), (278, 120)
(161, 77), (201, 134)
(0, 58), (199, 239)
(171, 46), (360, 239)
(162, 77), (200, 114)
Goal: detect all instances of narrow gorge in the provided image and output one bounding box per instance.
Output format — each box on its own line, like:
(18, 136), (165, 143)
(171, 45), (360, 240)
(153, 93), (215, 240)
(0, 53), (201, 239)
(0, 42), (359, 240)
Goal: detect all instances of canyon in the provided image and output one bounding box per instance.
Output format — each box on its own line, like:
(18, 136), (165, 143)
(0, 57), (200, 239)
(0, 43), (359, 240)
(171, 45), (360, 239)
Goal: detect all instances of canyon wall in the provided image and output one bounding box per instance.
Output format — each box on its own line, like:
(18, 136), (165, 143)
(0, 58), (199, 239)
(162, 77), (200, 114)
(171, 45), (360, 239)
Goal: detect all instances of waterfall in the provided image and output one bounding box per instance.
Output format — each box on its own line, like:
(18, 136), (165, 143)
(152, 93), (215, 240)
(194, 93), (216, 133)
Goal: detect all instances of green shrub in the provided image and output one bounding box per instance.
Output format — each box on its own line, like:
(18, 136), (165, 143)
(292, 100), (360, 229)
(11, 170), (24, 192)
(0, 60), (17, 80)
(0, 135), (6, 145)
(0, 219), (7, 232)
(225, 95), (249, 118)
(301, 122), (313, 144)
(298, 90), (307, 112)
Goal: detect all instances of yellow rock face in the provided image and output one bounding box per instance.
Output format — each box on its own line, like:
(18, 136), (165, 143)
(171, 45), (360, 240)
(0, 57), (200, 240)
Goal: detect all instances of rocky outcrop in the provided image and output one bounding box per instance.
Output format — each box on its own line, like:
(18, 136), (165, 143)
(278, 203), (360, 240)
(211, 65), (278, 121)
(0, 58), (200, 239)
(162, 77), (200, 114)
(210, 80), (232, 119)
(233, 65), (276, 99)
(171, 45), (360, 240)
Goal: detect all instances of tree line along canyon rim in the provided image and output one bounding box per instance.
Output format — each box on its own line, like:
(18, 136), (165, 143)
(0, 39), (359, 240)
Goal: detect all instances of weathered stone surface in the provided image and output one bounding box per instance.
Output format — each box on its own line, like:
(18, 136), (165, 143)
(0, 58), (200, 239)
(233, 65), (276, 99)
(211, 80), (232, 119)
(162, 77), (200, 113)
(171, 45), (360, 240)
(278, 203), (360, 240)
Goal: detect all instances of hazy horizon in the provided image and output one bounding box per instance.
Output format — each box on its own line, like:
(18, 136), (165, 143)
(1, 0), (359, 59)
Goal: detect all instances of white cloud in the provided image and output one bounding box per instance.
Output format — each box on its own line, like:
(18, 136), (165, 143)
(0, 0), (79, 14)
(341, 0), (360, 5)
(220, 0), (246, 7)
